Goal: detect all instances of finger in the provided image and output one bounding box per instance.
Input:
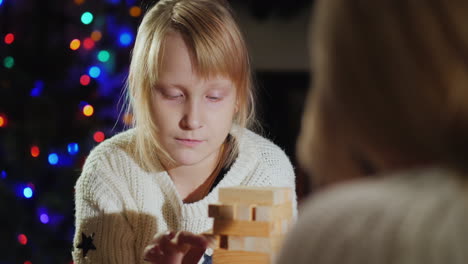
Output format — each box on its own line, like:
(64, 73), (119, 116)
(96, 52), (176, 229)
(143, 244), (163, 262)
(175, 231), (210, 249)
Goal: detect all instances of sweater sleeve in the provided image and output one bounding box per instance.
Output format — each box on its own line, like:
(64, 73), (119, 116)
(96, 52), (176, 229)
(72, 165), (138, 263)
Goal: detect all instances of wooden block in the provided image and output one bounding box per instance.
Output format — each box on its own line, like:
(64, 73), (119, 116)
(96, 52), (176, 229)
(236, 204), (256, 221)
(219, 186), (292, 206)
(255, 203), (293, 222)
(209, 203), (236, 219)
(213, 219), (283, 237)
(227, 236), (284, 253)
(212, 249), (270, 264)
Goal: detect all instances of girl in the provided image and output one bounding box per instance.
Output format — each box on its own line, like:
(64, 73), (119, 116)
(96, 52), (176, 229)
(72, 0), (297, 263)
(278, 0), (468, 263)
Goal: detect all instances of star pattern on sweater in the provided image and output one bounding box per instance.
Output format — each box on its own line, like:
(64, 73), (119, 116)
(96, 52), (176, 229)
(77, 232), (96, 257)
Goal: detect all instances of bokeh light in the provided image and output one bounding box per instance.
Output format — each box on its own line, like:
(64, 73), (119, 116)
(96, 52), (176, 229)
(80, 75), (91, 86)
(48, 153), (59, 165)
(4, 33), (14, 44)
(4, 56), (14, 68)
(74, 0), (85, 5)
(83, 38), (95, 50)
(122, 113), (133, 125)
(1, 170), (6, 179)
(93, 131), (105, 143)
(40, 213), (50, 224)
(129, 6), (141, 17)
(23, 187), (33, 198)
(83, 105), (94, 116)
(81, 12), (94, 25)
(68, 143), (79, 155)
(70, 39), (81, 50)
(0, 114), (6, 127)
(30, 146), (40, 158)
(31, 80), (44, 97)
(91, 30), (102, 42)
(119, 32), (133, 46)
(88, 66), (101, 78)
(18, 234), (28, 245)
(24, 261), (32, 264)
(97, 50), (110, 62)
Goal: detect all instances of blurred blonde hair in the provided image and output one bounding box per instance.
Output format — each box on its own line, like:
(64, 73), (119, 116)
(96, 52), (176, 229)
(125, 0), (256, 172)
(298, 0), (468, 183)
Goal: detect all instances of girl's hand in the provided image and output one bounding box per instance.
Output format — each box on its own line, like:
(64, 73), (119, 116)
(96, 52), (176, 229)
(143, 231), (215, 264)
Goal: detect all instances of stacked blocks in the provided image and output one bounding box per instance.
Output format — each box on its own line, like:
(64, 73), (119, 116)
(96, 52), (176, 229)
(208, 186), (293, 264)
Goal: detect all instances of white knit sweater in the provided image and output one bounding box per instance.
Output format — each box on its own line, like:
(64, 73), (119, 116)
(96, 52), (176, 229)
(72, 128), (297, 263)
(276, 167), (468, 264)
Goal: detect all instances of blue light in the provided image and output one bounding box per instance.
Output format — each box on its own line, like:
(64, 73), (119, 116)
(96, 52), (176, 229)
(89, 66), (101, 78)
(1, 170), (6, 179)
(48, 153), (59, 165)
(67, 143), (79, 155)
(23, 187), (33, 198)
(0, 0), (3, 6)
(30, 80), (44, 97)
(40, 213), (49, 224)
(119, 32), (133, 46)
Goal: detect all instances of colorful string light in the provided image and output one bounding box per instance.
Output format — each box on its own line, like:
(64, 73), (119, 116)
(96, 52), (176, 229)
(3, 56), (14, 69)
(97, 50), (110, 62)
(129, 6), (142, 17)
(68, 143), (79, 155)
(119, 32), (133, 46)
(81, 12), (94, 25)
(83, 105), (94, 117)
(83, 38), (95, 50)
(0, 114), (6, 127)
(18, 234), (28, 245)
(70, 39), (81, 50)
(80, 75), (91, 86)
(88, 66), (101, 78)
(30, 146), (40, 158)
(48, 153), (59, 165)
(93, 131), (105, 143)
(91, 30), (102, 42)
(4, 33), (14, 44)
(23, 187), (33, 198)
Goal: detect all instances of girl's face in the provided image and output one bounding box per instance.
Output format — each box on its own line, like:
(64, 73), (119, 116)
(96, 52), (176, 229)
(152, 31), (237, 167)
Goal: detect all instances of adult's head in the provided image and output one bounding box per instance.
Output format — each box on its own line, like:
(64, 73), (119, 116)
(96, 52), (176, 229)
(298, 0), (468, 186)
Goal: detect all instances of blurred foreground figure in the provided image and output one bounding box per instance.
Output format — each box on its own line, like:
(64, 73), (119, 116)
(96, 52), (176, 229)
(277, 0), (468, 263)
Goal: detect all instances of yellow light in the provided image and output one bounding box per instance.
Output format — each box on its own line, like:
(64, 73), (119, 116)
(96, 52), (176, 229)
(83, 105), (94, 117)
(129, 6), (142, 17)
(70, 39), (81, 50)
(122, 113), (133, 125)
(91, 30), (102, 42)
(74, 0), (85, 5)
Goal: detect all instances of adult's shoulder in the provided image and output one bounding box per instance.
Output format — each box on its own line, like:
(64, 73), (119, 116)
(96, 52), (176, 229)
(278, 167), (467, 264)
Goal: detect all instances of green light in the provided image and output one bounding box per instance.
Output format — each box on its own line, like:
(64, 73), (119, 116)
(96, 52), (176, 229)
(4, 56), (14, 69)
(97, 50), (110, 62)
(81, 12), (94, 25)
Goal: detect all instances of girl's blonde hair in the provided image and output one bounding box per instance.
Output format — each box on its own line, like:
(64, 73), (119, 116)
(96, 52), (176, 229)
(298, 0), (468, 183)
(125, 0), (256, 171)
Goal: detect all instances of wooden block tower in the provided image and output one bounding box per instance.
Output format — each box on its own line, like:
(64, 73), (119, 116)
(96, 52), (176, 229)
(208, 186), (293, 264)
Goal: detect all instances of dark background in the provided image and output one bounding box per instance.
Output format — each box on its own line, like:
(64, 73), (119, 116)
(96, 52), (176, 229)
(0, 0), (312, 262)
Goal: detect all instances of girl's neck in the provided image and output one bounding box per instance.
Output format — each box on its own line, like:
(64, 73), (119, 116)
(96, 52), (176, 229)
(166, 144), (226, 202)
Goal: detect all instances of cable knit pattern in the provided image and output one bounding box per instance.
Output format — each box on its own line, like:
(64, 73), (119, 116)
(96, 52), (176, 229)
(72, 128), (297, 263)
(276, 167), (468, 264)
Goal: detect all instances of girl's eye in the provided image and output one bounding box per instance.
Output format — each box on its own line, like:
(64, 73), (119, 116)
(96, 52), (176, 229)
(163, 93), (183, 100)
(206, 96), (222, 102)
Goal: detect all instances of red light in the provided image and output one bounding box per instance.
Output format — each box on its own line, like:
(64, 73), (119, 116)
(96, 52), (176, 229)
(0, 114), (7, 127)
(24, 261), (32, 264)
(18, 234), (28, 245)
(80, 75), (91, 86)
(30, 146), (40, 157)
(83, 38), (95, 50)
(4, 33), (15, 44)
(93, 131), (105, 143)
